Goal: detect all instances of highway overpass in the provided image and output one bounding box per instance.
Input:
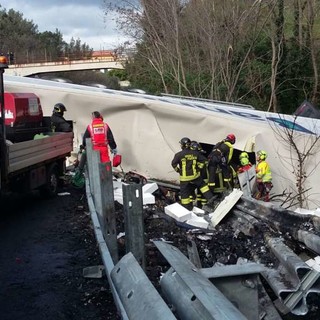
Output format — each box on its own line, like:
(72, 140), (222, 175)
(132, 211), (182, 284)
(5, 58), (125, 77)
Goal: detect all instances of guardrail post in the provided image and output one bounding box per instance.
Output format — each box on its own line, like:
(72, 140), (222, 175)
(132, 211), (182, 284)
(86, 141), (103, 225)
(99, 161), (118, 263)
(85, 138), (118, 263)
(85, 139), (95, 194)
(122, 183), (145, 270)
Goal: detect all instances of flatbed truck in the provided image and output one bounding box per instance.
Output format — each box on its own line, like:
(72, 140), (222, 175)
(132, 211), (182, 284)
(0, 55), (73, 198)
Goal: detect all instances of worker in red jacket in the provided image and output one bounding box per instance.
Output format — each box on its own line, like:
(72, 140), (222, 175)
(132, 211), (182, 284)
(237, 152), (252, 174)
(82, 111), (117, 163)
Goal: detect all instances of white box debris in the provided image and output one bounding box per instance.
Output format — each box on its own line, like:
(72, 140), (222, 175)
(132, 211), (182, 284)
(142, 182), (158, 194)
(164, 203), (192, 222)
(113, 180), (158, 205)
(186, 213), (209, 229)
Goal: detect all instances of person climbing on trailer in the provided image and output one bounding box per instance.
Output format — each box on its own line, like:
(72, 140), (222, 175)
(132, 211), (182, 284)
(207, 133), (236, 193)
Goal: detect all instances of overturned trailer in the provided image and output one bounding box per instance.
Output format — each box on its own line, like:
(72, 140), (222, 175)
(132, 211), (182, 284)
(5, 75), (320, 318)
(4, 75), (320, 209)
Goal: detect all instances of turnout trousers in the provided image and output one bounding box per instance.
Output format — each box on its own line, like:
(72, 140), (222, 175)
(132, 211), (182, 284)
(180, 176), (214, 211)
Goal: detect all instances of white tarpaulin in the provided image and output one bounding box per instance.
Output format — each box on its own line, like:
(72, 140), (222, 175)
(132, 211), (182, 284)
(3, 75), (320, 209)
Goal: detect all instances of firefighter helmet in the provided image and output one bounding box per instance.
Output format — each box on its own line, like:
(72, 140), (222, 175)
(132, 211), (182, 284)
(257, 150), (267, 161)
(53, 103), (67, 114)
(226, 133), (236, 144)
(179, 137), (191, 149)
(239, 152), (249, 166)
(190, 140), (200, 151)
(239, 152), (249, 159)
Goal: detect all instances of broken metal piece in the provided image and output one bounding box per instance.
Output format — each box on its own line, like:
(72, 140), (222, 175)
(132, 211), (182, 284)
(83, 265), (105, 278)
(154, 241), (247, 319)
(262, 237), (320, 315)
(110, 252), (176, 320)
(199, 262), (265, 279)
(297, 230), (320, 255)
(187, 236), (202, 269)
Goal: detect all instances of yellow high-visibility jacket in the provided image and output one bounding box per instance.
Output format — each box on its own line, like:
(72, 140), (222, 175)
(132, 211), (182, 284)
(256, 160), (272, 182)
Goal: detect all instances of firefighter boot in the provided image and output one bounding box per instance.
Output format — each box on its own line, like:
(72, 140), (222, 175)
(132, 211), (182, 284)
(207, 194), (219, 205)
(202, 195), (219, 213)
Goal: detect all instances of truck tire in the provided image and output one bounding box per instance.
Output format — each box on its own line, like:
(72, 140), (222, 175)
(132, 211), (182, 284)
(39, 164), (59, 198)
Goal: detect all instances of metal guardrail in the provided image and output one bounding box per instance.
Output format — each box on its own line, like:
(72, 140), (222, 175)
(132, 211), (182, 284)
(84, 140), (176, 319)
(84, 140), (320, 319)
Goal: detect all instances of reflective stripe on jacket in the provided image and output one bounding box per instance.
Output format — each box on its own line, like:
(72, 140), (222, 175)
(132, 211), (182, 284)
(224, 141), (234, 163)
(87, 118), (109, 147)
(171, 148), (207, 182)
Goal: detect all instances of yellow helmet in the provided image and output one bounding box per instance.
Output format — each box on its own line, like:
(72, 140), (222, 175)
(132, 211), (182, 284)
(257, 150), (267, 161)
(239, 152), (249, 166)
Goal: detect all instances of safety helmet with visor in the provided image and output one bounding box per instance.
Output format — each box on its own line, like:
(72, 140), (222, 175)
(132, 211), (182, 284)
(53, 103), (67, 114)
(179, 137), (191, 149)
(257, 150), (267, 161)
(226, 133), (236, 144)
(239, 152), (249, 166)
(190, 140), (200, 151)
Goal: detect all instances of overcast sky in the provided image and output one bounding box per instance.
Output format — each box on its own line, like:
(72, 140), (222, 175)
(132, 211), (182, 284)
(0, 0), (130, 51)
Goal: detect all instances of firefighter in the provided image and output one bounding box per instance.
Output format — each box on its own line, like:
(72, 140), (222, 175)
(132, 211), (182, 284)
(255, 150), (273, 202)
(207, 133), (236, 193)
(50, 103), (72, 132)
(237, 151), (252, 174)
(82, 111), (117, 164)
(189, 140), (209, 208)
(171, 137), (215, 211)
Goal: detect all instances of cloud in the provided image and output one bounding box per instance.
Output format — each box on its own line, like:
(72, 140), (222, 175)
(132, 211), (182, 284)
(0, 0), (131, 50)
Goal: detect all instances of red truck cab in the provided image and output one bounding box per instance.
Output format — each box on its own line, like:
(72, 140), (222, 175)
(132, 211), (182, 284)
(2, 92), (47, 142)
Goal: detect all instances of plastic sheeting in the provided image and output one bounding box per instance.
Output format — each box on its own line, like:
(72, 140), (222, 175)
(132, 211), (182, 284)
(3, 75), (320, 209)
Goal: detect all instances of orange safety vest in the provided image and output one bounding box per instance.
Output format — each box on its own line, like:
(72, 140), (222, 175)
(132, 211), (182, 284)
(87, 118), (109, 147)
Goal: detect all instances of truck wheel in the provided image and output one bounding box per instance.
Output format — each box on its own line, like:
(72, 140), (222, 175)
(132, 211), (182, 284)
(40, 164), (59, 198)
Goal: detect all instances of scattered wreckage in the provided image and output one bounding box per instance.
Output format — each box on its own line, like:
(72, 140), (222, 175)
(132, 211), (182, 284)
(80, 143), (320, 320)
(4, 73), (320, 319)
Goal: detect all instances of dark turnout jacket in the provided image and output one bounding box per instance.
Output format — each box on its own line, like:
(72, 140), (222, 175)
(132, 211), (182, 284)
(51, 113), (72, 132)
(171, 148), (207, 182)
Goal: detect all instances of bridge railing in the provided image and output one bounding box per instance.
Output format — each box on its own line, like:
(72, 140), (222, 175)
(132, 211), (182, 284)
(7, 52), (125, 66)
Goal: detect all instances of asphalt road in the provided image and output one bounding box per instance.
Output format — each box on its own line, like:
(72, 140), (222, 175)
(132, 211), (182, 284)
(0, 185), (120, 320)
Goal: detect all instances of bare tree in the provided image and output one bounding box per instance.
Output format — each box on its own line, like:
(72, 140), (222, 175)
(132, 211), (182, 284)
(140, 0), (191, 95)
(306, 0), (320, 104)
(268, 115), (320, 209)
(102, 0), (320, 112)
(264, 0), (284, 113)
